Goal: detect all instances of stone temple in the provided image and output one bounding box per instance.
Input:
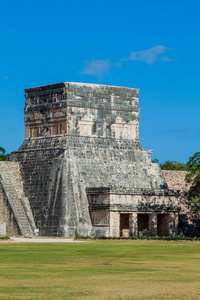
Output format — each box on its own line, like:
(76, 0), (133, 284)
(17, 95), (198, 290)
(0, 82), (180, 237)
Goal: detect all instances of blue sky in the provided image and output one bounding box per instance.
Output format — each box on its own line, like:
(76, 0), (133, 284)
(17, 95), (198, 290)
(0, 0), (199, 163)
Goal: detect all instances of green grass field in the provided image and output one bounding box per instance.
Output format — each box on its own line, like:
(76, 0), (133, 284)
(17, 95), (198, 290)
(0, 240), (200, 300)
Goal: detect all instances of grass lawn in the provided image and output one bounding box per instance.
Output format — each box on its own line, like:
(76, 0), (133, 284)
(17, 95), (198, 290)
(0, 240), (200, 299)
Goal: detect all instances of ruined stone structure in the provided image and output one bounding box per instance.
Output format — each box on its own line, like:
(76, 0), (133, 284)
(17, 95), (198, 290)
(1, 82), (180, 237)
(0, 162), (36, 236)
(163, 170), (200, 237)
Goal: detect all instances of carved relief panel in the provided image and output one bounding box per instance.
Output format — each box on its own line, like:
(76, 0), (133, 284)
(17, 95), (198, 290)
(111, 117), (138, 140)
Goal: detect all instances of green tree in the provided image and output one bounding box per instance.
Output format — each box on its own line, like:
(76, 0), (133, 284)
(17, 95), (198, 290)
(153, 159), (187, 170)
(0, 147), (7, 161)
(185, 152), (200, 203)
(161, 161), (187, 170)
(152, 158), (159, 163)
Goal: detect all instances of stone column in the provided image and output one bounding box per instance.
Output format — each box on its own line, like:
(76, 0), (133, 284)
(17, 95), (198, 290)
(109, 212), (120, 237)
(148, 213), (152, 236)
(169, 212), (174, 235)
(130, 212), (138, 237)
(169, 212), (178, 235)
(174, 212), (179, 235)
(151, 212), (157, 237)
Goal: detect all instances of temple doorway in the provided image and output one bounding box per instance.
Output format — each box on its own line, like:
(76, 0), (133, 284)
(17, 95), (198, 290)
(157, 214), (169, 236)
(120, 213), (131, 237)
(138, 213), (150, 236)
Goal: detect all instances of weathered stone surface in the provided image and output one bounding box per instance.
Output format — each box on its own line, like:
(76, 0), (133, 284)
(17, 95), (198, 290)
(0, 162), (36, 236)
(0, 183), (20, 236)
(6, 82), (179, 237)
(163, 170), (200, 237)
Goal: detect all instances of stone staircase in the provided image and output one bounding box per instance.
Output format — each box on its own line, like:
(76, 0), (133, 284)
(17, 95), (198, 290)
(0, 162), (36, 236)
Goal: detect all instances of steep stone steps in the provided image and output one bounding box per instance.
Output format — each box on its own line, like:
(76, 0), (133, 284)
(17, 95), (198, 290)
(0, 162), (36, 236)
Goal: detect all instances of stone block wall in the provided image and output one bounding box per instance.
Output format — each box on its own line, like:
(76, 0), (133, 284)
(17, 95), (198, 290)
(163, 170), (200, 237)
(0, 162), (36, 236)
(0, 184), (20, 236)
(10, 150), (64, 236)
(162, 170), (189, 192)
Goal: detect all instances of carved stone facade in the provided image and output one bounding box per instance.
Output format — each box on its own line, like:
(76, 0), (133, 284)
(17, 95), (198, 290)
(24, 82), (139, 141)
(4, 82), (180, 237)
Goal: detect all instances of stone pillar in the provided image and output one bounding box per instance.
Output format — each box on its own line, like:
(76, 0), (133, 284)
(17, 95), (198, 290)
(130, 212), (138, 237)
(169, 213), (174, 235)
(174, 212), (179, 235)
(169, 212), (178, 235)
(148, 213), (152, 236)
(109, 212), (120, 237)
(151, 212), (157, 237)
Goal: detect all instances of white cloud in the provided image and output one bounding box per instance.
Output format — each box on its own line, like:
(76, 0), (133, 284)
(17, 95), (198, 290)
(127, 45), (176, 65)
(82, 59), (111, 80)
(81, 46), (176, 80)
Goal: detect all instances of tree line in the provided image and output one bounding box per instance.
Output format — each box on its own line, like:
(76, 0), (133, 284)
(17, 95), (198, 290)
(152, 159), (187, 171)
